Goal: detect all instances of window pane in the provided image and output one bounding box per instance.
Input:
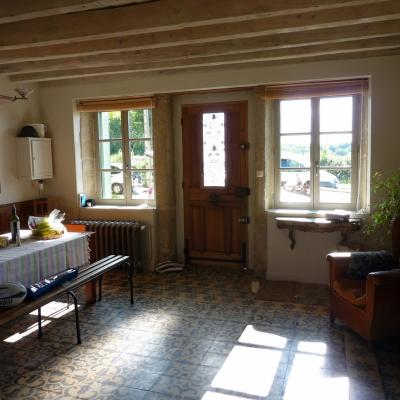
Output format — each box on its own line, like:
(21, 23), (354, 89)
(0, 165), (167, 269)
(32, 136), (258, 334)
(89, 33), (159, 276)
(131, 171), (154, 200)
(280, 135), (311, 168)
(128, 109), (152, 139)
(98, 111), (122, 139)
(110, 166), (124, 198)
(320, 96), (353, 132)
(102, 171), (124, 199)
(280, 99), (311, 134)
(203, 112), (226, 187)
(320, 133), (352, 167)
(280, 170), (311, 203)
(99, 140), (122, 169)
(320, 169), (351, 203)
(129, 140), (153, 169)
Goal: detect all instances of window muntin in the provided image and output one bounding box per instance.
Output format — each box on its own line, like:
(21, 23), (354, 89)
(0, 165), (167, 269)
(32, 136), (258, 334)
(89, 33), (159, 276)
(96, 109), (154, 204)
(277, 95), (358, 209)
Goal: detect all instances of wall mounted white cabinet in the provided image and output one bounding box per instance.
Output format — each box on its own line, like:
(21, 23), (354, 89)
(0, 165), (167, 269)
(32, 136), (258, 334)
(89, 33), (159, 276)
(17, 137), (53, 180)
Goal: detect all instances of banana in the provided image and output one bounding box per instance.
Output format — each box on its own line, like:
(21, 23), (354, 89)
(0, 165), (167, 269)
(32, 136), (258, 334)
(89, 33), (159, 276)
(33, 219), (62, 238)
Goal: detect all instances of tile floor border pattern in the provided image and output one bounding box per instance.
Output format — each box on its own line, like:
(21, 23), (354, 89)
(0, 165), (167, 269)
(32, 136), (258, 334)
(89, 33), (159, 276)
(0, 266), (398, 399)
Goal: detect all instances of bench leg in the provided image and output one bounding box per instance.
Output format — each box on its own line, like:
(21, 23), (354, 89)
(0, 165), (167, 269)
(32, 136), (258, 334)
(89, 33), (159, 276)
(68, 290), (81, 345)
(37, 307), (42, 338)
(98, 276), (102, 301)
(126, 260), (134, 305)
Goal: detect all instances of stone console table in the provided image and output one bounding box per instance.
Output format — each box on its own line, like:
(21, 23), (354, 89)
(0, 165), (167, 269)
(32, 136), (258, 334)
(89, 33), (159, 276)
(276, 217), (361, 250)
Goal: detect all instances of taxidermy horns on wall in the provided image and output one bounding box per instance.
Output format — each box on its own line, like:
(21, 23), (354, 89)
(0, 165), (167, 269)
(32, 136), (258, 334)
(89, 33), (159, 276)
(0, 88), (34, 105)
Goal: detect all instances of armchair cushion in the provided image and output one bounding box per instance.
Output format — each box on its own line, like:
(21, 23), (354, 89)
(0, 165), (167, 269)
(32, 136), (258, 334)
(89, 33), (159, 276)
(332, 279), (366, 307)
(347, 250), (398, 279)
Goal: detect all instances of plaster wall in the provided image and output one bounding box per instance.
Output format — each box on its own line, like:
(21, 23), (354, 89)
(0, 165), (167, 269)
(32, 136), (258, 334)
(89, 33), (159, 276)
(0, 77), (40, 205)
(36, 55), (400, 281)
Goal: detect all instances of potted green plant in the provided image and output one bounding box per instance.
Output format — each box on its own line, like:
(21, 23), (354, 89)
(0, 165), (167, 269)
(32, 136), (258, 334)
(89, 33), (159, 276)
(365, 169), (400, 236)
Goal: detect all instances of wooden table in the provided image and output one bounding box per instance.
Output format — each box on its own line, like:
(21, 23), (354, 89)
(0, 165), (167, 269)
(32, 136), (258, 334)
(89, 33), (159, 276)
(0, 230), (90, 286)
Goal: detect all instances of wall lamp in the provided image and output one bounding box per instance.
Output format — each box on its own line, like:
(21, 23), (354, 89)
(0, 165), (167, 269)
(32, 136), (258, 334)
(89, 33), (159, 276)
(0, 88), (34, 105)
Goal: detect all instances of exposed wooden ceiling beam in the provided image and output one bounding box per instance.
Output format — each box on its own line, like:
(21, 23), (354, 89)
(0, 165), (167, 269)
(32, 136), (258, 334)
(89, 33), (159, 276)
(0, 0), (391, 49)
(0, 1), (152, 24)
(0, 2), (399, 64)
(1, 28), (400, 74)
(9, 38), (400, 82)
(28, 48), (400, 86)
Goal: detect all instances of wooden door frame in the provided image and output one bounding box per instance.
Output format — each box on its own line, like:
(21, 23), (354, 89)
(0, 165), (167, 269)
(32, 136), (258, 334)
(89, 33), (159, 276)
(181, 100), (249, 266)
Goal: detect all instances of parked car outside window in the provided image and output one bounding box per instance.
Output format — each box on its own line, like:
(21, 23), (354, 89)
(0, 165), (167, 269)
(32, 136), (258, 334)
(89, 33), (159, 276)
(280, 158), (339, 190)
(110, 163), (144, 195)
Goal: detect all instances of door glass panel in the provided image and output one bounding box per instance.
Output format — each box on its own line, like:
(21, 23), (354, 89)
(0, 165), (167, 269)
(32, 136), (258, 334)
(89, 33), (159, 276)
(131, 170), (154, 200)
(129, 140), (153, 169)
(320, 169), (351, 203)
(280, 170), (311, 203)
(320, 96), (353, 132)
(320, 133), (352, 167)
(128, 109), (152, 139)
(202, 112), (226, 187)
(99, 140), (122, 169)
(98, 111), (122, 139)
(280, 99), (311, 134)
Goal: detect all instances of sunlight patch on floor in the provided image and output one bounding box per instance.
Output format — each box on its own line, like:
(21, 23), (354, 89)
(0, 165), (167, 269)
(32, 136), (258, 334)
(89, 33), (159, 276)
(211, 345), (282, 397)
(238, 325), (287, 349)
(4, 320), (51, 343)
(4, 301), (78, 343)
(284, 351), (349, 400)
(297, 340), (327, 355)
(202, 391), (252, 400)
(207, 325), (349, 400)
(29, 301), (79, 319)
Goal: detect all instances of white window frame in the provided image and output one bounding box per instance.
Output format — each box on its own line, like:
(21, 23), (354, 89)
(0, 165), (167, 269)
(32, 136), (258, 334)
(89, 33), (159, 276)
(274, 94), (360, 210)
(94, 109), (155, 206)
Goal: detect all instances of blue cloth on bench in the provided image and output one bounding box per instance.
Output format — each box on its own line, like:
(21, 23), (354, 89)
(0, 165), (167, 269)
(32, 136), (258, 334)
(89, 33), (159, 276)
(347, 251), (398, 280)
(27, 268), (78, 300)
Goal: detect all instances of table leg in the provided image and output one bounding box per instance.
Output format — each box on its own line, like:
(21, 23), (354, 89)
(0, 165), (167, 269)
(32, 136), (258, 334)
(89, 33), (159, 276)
(84, 281), (96, 304)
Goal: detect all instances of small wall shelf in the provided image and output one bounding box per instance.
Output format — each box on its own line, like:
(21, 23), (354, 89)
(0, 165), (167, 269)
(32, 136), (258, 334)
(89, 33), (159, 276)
(276, 217), (361, 250)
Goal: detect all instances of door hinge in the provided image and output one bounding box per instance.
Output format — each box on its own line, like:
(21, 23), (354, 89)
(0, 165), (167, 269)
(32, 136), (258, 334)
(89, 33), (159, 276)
(238, 217), (250, 224)
(182, 181), (184, 189)
(240, 142), (250, 150)
(181, 118), (183, 126)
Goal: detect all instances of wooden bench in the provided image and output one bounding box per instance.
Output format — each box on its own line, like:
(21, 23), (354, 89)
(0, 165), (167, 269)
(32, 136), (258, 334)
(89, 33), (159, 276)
(0, 255), (132, 344)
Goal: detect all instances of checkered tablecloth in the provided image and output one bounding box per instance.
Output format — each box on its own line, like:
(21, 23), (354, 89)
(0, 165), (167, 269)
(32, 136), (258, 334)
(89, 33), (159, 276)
(0, 232), (89, 287)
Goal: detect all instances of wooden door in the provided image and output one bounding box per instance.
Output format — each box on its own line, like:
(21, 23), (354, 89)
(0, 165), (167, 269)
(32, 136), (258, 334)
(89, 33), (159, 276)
(182, 102), (249, 266)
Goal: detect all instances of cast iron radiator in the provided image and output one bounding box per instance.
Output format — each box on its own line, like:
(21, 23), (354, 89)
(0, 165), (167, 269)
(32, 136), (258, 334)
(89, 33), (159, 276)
(69, 220), (144, 270)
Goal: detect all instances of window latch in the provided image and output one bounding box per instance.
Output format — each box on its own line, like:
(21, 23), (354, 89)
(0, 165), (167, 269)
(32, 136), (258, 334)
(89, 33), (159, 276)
(315, 160), (320, 176)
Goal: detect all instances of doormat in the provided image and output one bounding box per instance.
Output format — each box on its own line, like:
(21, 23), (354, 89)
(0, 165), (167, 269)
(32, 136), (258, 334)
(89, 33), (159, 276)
(256, 280), (329, 306)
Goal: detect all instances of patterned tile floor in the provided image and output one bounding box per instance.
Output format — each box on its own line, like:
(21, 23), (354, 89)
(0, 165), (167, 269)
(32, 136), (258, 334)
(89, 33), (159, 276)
(0, 266), (399, 400)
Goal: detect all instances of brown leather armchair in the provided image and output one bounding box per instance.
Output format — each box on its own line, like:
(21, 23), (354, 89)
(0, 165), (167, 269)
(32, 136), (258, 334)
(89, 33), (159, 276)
(327, 216), (400, 343)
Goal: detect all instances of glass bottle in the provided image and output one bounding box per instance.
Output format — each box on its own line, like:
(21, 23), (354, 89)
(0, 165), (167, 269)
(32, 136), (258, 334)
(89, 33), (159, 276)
(10, 204), (20, 244)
